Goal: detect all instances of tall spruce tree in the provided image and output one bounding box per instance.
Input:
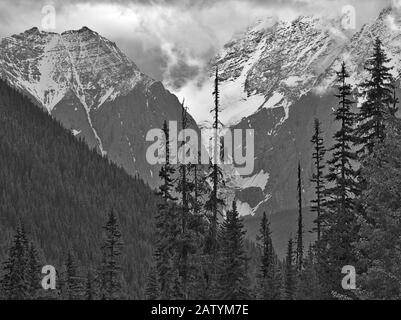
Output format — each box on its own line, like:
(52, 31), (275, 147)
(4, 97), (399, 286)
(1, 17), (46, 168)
(177, 102), (190, 232)
(357, 38), (395, 158)
(356, 114), (401, 299)
(203, 67), (225, 298)
(256, 212), (280, 299)
(187, 148), (209, 296)
(189, 151), (208, 216)
(216, 201), (249, 300)
(296, 244), (320, 300)
(283, 237), (295, 300)
(158, 120), (177, 204)
(296, 162), (304, 272)
(310, 118), (326, 242)
(152, 120), (181, 299)
(320, 62), (358, 298)
(205, 67), (225, 256)
(26, 242), (41, 299)
(325, 62), (358, 212)
(186, 152), (209, 299)
(62, 251), (82, 300)
(1, 223), (29, 300)
(175, 104), (192, 298)
(100, 210), (124, 300)
(190, 156), (202, 215)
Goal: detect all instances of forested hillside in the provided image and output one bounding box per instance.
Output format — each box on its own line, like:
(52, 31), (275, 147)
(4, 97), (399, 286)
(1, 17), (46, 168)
(0, 79), (158, 298)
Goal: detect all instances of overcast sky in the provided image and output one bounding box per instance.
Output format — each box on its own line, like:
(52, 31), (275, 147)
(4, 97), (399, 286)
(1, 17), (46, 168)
(0, 0), (392, 91)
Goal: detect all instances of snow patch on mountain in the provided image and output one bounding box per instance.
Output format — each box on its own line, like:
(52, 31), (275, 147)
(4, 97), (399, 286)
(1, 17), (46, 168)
(72, 129), (81, 136)
(97, 87), (114, 109)
(236, 170), (269, 190)
(236, 200), (254, 217)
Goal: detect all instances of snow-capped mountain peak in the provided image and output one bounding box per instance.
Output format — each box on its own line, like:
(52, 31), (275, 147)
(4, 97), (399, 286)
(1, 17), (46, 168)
(210, 15), (351, 127)
(0, 26), (152, 114)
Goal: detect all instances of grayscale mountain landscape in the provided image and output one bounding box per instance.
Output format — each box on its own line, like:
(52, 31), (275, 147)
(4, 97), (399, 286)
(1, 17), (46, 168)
(0, 0), (400, 302)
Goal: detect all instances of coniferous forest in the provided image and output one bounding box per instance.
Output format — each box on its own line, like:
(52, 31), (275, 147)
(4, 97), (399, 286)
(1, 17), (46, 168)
(1, 36), (401, 301)
(0, 78), (158, 299)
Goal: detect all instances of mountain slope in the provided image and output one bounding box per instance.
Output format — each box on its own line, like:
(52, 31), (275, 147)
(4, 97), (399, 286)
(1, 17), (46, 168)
(0, 79), (157, 298)
(211, 15), (349, 126)
(206, 7), (401, 256)
(211, 7), (401, 217)
(0, 27), (196, 187)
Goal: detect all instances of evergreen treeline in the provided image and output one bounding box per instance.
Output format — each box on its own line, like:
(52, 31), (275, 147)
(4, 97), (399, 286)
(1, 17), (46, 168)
(1, 213), (125, 299)
(145, 70), (254, 300)
(0, 79), (158, 299)
(145, 37), (401, 300)
(283, 37), (401, 300)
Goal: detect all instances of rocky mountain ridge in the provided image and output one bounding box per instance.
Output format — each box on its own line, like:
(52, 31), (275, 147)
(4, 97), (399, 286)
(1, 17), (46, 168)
(0, 26), (195, 187)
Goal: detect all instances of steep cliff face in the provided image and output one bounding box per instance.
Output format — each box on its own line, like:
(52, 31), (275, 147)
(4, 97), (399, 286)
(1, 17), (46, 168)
(0, 26), (195, 187)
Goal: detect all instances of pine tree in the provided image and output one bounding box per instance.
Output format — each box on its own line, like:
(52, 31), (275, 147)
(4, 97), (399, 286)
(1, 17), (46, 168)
(296, 162), (304, 272)
(183, 146), (210, 300)
(189, 151), (208, 216)
(203, 67), (226, 298)
(296, 245), (320, 300)
(326, 62), (358, 212)
(356, 115), (401, 299)
(100, 210), (124, 300)
(152, 120), (181, 299)
(177, 103), (190, 228)
(175, 104), (193, 298)
(62, 251), (82, 300)
(283, 238), (295, 300)
(158, 120), (177, 203)
(357, 38), (395, 158)
(190, 154), (201, 215)
(256, 212), (280, 300)
(319, 62), (358, 298)
(186, 149), (210, 299)
(187, 150), (209, 300)
(26, 242), (41, 299)
(205, 67), (225, 256)
(216, 201), (249, 300)
(1, 223), (29, 300)
(310, 118), (326, 242)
